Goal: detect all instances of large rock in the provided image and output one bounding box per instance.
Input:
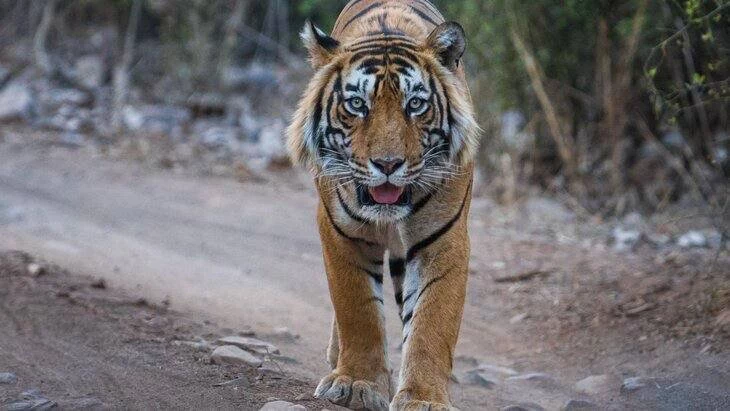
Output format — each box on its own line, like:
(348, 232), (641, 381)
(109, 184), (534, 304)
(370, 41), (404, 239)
(259, 401), (306, 411)
(210, 345), (263, 367)
(217, 336), (279, 354)
(0, 82), (33, 123)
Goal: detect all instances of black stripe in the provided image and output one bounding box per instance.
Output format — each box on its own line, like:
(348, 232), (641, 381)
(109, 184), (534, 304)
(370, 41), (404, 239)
(368, 295), (384, 304)
(363, 268), (384, 284)
(415, 275), (445, 305)
(410, 192), (433, 215)
(395, 291), (403, 306)
(342, 2), (383, 31)
(389, 258), (405, 277)
(336, 188), (368, 224)
(403, 289), (416, 303)
(322, 202), (377, 246)
(342, 0), (367, 14)
(409, 4), (438, 26)
(405, 182), (471, 262)
(346, 36), (416, 50)
(402, 310), (413, 324)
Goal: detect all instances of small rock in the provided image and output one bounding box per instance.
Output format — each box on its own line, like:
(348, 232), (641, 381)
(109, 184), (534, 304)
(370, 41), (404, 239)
(210, 345), (263, 367)
(501, 403), (545, 411)
(0, 372), (17, 384)
(647, 233), (671, 246)
(476, 363), (519, 376)
(273, 326), (300, 341)
(172, 339), (211, 352)
(677, 231), (707, 248)
(217, 336), (280, 354)
(509, 313), (528, 324)
(621, 377), (648, 393)
(0, 82), (34, 123)
(270, 354), (299, 364)
(259, 400), (306, 411)
(26, 263), (44, 277)
(465, 370), (497, 388)
(574, 374), (611, 395)
(562, 399), (598, 410)
(506, 373), (552, 382)
(612, 227), (641, 252)
(294, 393), (312, 401)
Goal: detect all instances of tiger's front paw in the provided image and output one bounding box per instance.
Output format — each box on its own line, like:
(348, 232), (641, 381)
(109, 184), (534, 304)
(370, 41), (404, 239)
(314, 371), (390, 411)
(389, 391), (456, 411)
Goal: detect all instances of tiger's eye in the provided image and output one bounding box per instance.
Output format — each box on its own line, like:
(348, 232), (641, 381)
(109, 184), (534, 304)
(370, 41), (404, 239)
(350, 97), (364, 109)
(409, 98), (424, 110)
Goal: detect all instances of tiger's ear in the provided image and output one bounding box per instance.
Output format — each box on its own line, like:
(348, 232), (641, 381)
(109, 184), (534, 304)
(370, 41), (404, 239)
(425, 22), (466, 71)
(301, 20), (340, 69)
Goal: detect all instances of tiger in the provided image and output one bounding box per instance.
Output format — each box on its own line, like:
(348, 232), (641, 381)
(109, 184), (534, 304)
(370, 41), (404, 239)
(287, 0), (479, 409)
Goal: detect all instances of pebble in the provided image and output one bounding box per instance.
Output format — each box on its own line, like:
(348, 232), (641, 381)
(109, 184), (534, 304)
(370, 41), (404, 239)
(509, 313), (529, 324)
(26, 263), (44, 277)
(612, 227), (642, 251)
(477, 363), (519, 376)
(217, 336), (280, 354)
(0, 372), (17, 384)
(294, 393), (312, 401)
(574, 374), (611, 395)
(465, 370), (497, 388)
(273, 327), (300, 341)
(562, 399), (598, 410)
(501, 403), (545, 411)
(259, 400), (306, 410)
(621, 376), (648, 393)
(677, 231), (707, 248)
(211, 345), (263, 367)
(506, 373), (552, 382)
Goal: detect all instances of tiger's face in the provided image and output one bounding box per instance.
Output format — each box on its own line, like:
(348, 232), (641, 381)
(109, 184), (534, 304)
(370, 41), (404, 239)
(289, 22), (478, 222)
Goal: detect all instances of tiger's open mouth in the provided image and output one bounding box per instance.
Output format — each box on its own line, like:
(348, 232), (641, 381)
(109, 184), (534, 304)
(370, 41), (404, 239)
(358, 183), (412, 206)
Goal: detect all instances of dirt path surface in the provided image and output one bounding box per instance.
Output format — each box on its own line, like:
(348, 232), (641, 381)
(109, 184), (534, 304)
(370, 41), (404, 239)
(1, 138), (729, 410)
(0, 251), (331, 410)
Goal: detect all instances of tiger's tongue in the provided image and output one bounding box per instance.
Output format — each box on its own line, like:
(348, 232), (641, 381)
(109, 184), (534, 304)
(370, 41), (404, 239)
(368, 183), (404, 205)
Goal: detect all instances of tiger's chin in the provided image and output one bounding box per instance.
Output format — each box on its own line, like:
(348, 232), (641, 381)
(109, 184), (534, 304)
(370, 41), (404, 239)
(357, 185), (413, 223)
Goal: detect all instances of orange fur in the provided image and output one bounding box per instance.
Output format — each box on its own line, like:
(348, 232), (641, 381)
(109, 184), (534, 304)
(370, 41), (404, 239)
(287, 1), (479, 409)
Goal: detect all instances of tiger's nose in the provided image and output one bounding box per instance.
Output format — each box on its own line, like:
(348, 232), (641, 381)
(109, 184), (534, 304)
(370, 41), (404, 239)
(371, 157), (405, 175)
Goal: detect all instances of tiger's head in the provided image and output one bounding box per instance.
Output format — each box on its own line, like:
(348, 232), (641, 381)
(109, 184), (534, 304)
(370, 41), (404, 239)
(288, 21), (479, 222)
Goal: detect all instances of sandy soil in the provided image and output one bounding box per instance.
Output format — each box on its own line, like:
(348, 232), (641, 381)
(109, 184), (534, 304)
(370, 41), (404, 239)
(0, 132), (728, 410)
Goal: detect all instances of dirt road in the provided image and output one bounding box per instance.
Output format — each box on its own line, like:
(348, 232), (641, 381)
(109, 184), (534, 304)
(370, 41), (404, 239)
(1, 138), (728, 410)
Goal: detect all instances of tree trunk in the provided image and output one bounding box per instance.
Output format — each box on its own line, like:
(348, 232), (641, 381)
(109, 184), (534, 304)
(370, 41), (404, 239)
(111, 0), (142, 133)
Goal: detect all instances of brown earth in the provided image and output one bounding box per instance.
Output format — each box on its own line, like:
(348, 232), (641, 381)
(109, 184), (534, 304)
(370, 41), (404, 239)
(0, 251), (332, 410)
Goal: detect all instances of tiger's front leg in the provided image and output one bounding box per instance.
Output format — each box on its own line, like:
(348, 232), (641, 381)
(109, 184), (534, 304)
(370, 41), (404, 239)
(391, 196), (470, 411)
(314, 202), (391, 411)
